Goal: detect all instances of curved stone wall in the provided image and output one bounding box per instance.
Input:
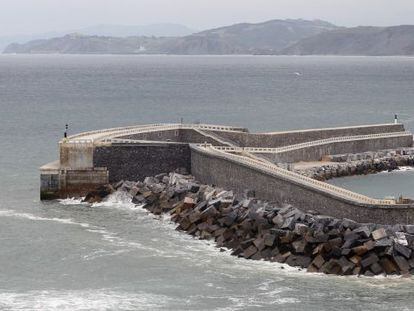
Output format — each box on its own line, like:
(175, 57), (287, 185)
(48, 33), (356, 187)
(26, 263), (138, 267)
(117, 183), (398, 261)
(190, 146), (414, 225)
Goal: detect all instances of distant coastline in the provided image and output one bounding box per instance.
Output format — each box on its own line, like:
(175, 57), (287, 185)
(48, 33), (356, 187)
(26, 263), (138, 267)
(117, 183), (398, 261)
(5, 19), (414, 56)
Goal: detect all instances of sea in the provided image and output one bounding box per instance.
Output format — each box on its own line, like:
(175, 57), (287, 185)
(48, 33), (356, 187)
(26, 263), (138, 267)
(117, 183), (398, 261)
(0, 54), (414, 310)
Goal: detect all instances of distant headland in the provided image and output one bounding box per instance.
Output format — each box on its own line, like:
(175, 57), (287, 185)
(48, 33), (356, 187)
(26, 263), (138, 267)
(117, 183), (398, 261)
(5, 19), (414, 56)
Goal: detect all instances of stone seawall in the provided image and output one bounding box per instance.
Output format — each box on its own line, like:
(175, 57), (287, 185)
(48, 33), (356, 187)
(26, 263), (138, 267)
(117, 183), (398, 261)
(94, 143), (191, 182)
(208, 124), (406, 148)
(190, 147), (414, 225)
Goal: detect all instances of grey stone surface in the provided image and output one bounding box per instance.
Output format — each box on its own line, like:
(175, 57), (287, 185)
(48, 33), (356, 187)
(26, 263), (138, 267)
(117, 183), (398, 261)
(94, 143), (191, 182)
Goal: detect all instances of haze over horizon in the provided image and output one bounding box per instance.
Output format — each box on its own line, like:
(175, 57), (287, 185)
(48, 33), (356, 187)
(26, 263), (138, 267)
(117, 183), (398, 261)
(2, 0), (414, 36)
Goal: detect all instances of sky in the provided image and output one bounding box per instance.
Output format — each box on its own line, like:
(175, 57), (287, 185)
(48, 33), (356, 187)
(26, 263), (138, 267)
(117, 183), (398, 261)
(1, 0), (414, 36)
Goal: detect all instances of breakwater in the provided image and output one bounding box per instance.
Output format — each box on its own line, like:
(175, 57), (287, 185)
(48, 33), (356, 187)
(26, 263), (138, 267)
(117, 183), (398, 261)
(40, 122), (414, 225)
(84, 173), (414, 276)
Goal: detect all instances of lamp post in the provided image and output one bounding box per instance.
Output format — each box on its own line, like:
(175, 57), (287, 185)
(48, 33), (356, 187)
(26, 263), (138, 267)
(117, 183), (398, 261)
(394, 114), (398, 124)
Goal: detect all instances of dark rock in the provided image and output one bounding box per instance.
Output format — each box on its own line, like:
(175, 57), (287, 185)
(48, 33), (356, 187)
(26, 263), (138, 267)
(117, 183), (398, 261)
(338, 256), (355, 275)
(328, 237), (343, 248)
(272, 214), (284, 227)
(360, 253), (379, 268)
(405, 225), (414, 235)
(374, 237), (393, 248)
(294, 223), (309, 236)
(292, 239), (307, 254)
(312, 255), (325, 269)
(242, 245), (258, 258)
(320, 259), (342, 274)
(370, 262), (383, 275)
(380, 258), (398, 274)
(307, 265), (319, 273)
(285, 255), (312, 268)
(352, 245), (369, 256)
(394, 243), (412, 259)
(82, 184), (114, 203)
(353, 226), (371, 239)
(344, 231), (360, 241)
(393, 256), (410, 273)
(263, 233), (276, 247)
(253, 237), (266, 251)
(364, 270), (375, 277)
(260, 248), (273, 259)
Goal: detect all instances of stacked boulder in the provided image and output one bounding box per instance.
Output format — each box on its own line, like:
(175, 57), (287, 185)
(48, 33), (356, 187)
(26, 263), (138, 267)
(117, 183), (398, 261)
(295, 155), (414, 181)
(85, 173), (414, 276)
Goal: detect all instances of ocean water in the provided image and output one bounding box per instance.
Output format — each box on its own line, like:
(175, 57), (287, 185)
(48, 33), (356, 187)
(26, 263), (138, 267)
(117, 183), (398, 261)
(1, 54), (414, 310)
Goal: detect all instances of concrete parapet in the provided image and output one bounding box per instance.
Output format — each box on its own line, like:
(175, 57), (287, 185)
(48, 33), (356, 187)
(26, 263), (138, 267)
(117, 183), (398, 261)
(208, 123), (406, 148)
(59, 141), (94, 169)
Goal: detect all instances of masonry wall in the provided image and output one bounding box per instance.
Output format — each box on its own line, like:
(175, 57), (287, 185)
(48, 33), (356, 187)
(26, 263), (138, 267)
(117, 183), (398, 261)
(259, 134), (414, 163)
(208, 124), (406, 148)
(94, 143), (191, 182)
(190, 147), (414, 225)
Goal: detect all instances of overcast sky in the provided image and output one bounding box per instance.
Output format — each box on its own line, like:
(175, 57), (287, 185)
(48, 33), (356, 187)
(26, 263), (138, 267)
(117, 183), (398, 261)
(1, 0), (414, 36)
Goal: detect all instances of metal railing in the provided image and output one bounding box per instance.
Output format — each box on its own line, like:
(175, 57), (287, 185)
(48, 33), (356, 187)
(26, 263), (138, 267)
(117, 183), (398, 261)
(213, 132), (412, 154)
(193, 128), (238, 147)
(67, 123), (247, 143)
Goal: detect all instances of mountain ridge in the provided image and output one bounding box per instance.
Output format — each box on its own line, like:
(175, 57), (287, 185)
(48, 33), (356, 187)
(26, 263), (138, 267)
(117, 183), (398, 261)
(0, 23), (196, 52)
(3, 19), (338, 55)
(5, 19), (414, 56)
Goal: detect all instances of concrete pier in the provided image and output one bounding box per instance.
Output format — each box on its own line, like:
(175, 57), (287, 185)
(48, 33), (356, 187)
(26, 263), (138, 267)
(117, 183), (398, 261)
(40, 122), (414, 224)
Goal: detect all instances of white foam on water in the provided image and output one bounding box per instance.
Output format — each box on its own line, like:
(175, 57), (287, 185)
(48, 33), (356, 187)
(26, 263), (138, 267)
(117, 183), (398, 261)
(58, 198), (88, 205)
(51, 191), (414, 284)
(0, 209), (91, 228)
(398, 166), (414, 171)
(91, 191), (138, 210)
(222, 294), (300, 310)
(379, 166), (414, 174)
(0, 289), (174, 311)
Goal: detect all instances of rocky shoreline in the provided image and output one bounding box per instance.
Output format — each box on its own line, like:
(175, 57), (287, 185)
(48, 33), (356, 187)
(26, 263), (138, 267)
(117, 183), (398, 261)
(84, 172), (414, 277)
(295, 150), (414, 181)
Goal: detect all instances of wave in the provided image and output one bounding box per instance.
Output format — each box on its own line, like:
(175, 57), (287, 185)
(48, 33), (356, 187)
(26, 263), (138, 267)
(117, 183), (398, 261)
(90, 191), (141, 210)
(0, 289), (173, 311)
(0, 210), (91, 228)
